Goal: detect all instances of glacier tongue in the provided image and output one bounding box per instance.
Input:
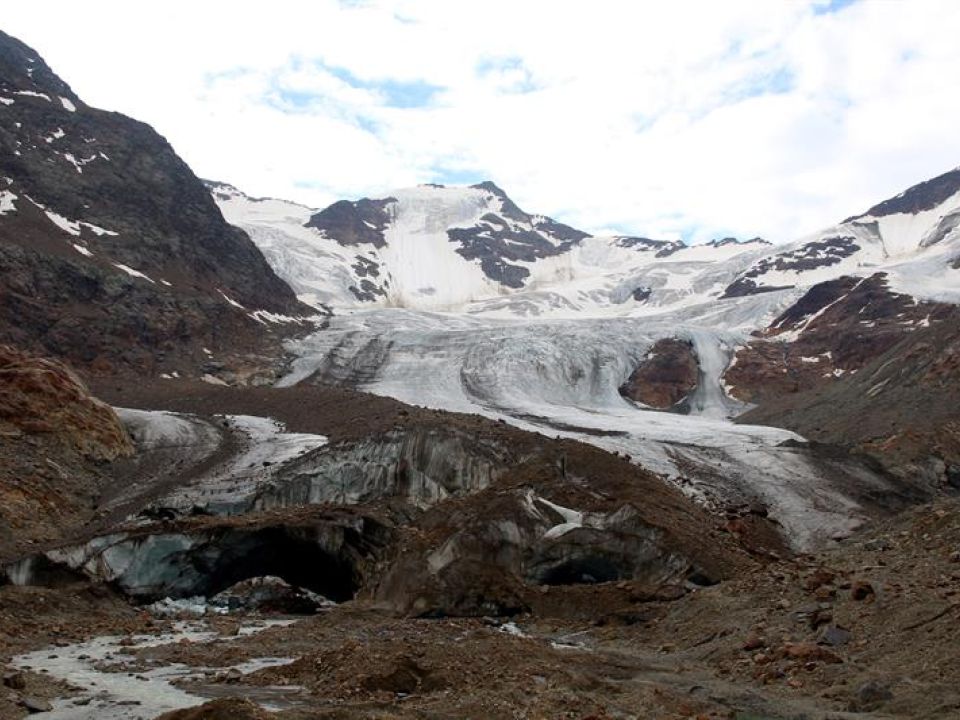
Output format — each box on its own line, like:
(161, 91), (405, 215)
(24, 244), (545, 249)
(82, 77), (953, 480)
(280, 307), (884, 550)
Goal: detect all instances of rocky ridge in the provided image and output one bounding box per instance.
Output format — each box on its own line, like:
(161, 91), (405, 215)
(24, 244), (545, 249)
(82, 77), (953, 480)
(0, 31), (310, 377)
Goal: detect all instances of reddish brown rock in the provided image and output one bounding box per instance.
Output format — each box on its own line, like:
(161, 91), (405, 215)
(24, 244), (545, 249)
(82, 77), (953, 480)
(724, 274), (953, 405)
(620, 338), (699, 410)
(0, 345), (133, 559)
(780, 642), (843, 664)
(0, 345), (132, 460)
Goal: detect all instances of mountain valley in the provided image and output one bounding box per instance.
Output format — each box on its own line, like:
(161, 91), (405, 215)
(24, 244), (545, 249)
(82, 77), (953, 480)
(1, 27), (959, 720)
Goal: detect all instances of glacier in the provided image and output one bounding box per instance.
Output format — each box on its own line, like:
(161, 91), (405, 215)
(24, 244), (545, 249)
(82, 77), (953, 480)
(210, 177), (960, 549)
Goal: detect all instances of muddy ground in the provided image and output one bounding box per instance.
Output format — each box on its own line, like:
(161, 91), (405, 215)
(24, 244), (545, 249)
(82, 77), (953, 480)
(1, 495), (957, 720)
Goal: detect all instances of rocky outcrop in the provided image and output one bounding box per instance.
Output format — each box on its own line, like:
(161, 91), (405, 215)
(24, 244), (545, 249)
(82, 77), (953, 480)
(156, 698), (271, 720)
(0, 346), (131, 559)
(448, 182), (589, 289)
(619, 338), (699, 410)
(725, 273), (960, 486)
(722, 237), (861, 298)
(0, 30), (308, 375)
(741, 310), (960, 487)
(724, 274), (952, 404)
(304, 197), (395, 248)
(0, 344), (131, 460)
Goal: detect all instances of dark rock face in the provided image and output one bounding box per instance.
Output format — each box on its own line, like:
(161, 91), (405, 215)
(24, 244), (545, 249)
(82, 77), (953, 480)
(449, 223), (571, 289)
(449, 182), (590, 289)
(852, 167), (960, 219)
(304, 197), (395, 248)
(722, 236), (861, 298)
(615, 236), (685, 257)
(0, 31), (306, 374)
(619, 338), (699, 410)
(348, 255), (388, 301)
(707, 236), (769, 248)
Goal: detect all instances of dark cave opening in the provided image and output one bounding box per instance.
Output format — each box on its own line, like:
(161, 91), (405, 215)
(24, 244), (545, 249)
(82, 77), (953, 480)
(537, 555), (625, 585)
(191, 527), (361, 602)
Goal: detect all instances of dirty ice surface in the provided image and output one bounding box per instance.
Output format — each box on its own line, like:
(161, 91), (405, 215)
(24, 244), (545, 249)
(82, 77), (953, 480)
(280, 305), (882, 550)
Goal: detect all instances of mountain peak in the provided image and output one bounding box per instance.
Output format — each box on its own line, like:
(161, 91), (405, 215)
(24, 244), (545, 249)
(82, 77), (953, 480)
(0, 30), (306, 374)
(0, 30), (81, 111)
(851, 166), (960, 220)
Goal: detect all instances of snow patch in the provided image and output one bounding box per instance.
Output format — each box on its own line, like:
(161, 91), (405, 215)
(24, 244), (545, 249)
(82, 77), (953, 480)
(44, 208), (81, 236)
(0, 190), (17, 215)
(60, 96), (77, 112)
(72, 243), (93, 257)
(82, 221), (118, 236)
(13, 89), (51, 101)
(113, 263), (155, 283)
(248, 309), (303, 324)
(218, 290), (245, 309)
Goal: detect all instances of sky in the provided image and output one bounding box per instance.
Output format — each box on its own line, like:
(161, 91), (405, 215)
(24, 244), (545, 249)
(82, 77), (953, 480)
(5, 0), (960, 243)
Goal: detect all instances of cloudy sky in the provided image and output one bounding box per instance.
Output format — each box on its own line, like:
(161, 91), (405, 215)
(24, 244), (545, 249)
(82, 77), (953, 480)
(6, 0), (960, 242)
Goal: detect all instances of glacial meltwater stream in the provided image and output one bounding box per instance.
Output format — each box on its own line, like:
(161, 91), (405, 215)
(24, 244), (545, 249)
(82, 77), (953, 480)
(12, 619), (302, 719)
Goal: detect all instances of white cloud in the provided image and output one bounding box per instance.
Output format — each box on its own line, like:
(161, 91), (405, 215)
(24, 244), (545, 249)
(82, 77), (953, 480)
(5, 0), (960, 242)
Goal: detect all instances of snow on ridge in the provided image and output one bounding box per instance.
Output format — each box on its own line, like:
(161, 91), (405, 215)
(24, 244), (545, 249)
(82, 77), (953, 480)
(218, 290), (245, 309)
(43, 208), (81, 236)
(247, 309), (304, 325)
(82, 222), (118, 237)
(113, 263), (155, 283)
(13, 90), (50, 101)
(45, 210), (117, 237)
(213, 175), (960, 319)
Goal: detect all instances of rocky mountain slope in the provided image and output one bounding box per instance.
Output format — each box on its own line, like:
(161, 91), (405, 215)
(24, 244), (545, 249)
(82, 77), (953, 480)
(741, 305), (960, 487)
(0, 31), (310, 378)
(0, 344), (131, 560)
